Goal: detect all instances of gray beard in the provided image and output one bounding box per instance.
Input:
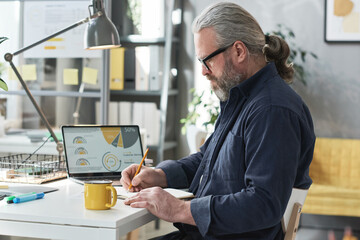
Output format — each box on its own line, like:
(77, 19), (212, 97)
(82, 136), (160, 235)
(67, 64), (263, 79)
(210, 58), (244, 102)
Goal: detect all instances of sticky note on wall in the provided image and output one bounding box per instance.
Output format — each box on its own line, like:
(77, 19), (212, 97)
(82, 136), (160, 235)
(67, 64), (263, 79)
(22, 64), (37, 81)
(8, 66), (20, 80)
(63, 68), (79, 85)
(82, 67), (98, 85)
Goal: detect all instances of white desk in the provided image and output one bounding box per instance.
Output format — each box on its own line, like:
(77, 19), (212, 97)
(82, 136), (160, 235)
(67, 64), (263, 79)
(0, 180), (156, 240)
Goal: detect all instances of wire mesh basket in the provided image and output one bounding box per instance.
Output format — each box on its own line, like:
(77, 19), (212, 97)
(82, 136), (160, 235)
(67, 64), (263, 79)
(0, 154), (67, 184)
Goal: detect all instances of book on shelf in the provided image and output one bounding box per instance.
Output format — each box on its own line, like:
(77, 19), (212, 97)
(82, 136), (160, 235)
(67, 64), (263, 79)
(149, 46), (164, 91)
(119, 101), (132, 125)
(110, 48), (125, 90)
(135, 46), (150, 91)
(124, 48), (136, 89)
(132, 102), (160, 146)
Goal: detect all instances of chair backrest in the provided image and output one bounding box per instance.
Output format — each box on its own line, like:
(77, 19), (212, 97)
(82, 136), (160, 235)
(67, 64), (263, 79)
(281, 188), (308, 240)
(186, 125), (208, 154)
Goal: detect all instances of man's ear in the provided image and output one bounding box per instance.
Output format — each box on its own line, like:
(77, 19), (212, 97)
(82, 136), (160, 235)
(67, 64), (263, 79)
(233, 40), (248, 64)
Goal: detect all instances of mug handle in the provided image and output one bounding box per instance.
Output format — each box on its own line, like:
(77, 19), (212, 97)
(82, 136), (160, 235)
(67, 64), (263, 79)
(105, 186), (117, 208)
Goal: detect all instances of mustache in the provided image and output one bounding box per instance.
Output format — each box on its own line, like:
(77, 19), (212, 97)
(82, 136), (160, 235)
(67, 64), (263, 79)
(207, 75), (217, 81)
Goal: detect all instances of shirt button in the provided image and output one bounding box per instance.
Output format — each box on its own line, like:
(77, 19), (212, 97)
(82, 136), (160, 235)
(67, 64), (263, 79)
(199, 175), (203, 184)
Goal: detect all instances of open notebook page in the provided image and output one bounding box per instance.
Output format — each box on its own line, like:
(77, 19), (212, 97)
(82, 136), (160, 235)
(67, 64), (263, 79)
(115, 187), (194, 200)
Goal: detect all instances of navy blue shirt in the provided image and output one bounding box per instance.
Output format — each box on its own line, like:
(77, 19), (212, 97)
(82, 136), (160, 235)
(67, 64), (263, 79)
(157, 63), (315, 239)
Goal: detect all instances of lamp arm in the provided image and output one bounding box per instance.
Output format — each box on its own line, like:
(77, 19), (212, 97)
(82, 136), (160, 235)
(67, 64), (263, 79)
(3, 11), (102, 156)
(12, 11), (102, 57)
(6, 59), (64, 155)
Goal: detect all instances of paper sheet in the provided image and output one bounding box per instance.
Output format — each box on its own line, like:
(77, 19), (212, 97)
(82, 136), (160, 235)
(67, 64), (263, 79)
(115, 187), (194, 200)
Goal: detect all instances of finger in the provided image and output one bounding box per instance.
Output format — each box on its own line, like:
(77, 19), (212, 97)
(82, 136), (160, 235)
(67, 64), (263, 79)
(121, 165), (139, 188)
(120, 169), (132, 187)
(132, 186), (142, 192)
(130, 201), (149, 209)
(131, 175), (142, 187)
(124, 193), (141, 205)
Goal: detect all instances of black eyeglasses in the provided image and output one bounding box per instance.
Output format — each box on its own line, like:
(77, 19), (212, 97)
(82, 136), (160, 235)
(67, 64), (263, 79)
(198, 42), (234, 71)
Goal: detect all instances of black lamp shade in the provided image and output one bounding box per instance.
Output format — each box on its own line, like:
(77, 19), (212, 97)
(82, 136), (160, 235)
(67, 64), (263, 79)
(85, 14), (120, 50)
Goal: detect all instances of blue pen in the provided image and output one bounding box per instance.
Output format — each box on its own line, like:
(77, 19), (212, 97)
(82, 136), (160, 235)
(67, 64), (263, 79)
(13, 193), (45, 204)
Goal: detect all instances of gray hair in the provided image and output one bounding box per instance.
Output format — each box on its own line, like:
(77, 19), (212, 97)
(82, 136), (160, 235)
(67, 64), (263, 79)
(192, 2), (294, 83)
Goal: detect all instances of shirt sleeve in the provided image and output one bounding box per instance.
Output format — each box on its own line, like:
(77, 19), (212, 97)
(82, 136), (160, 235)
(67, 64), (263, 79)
(156, 151), (204, 189)
(191, 106), (312, 236)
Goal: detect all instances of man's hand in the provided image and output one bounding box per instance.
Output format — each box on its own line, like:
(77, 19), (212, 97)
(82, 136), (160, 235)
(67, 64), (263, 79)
(120, 165), (167, 192)
(124, 187), (196, 226)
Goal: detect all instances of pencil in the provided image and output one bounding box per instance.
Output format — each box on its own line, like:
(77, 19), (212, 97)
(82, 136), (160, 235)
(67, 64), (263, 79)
(128, 148), (149, 191)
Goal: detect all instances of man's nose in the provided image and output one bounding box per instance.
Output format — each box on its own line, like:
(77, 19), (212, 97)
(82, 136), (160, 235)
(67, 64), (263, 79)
(201, 64), (211, 76)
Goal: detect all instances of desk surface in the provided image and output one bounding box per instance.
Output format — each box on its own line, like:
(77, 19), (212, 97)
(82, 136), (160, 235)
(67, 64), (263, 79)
(0, 180), (156, 240)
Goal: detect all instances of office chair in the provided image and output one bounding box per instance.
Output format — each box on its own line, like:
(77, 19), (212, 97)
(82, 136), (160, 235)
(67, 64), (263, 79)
(281, 188), (308, 240)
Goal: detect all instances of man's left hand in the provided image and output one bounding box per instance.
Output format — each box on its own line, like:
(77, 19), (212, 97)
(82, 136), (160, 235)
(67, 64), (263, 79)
(124, 186), (196, 225)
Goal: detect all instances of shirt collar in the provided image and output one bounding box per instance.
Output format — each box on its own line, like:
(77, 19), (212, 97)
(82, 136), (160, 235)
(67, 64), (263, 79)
(234, 62), (278, 97)
(220, 62), (278, 108)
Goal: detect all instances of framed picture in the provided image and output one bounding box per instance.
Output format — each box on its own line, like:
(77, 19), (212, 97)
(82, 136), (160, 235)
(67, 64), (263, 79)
(325, 0), (360, 42)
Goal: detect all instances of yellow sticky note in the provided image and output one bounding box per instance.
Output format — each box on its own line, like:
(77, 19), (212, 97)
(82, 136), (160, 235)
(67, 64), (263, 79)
(8, 66), (20, 80)
(82, 67), (98, 85)
(21, 64), (37, 81)
(63, 68), (79, 85)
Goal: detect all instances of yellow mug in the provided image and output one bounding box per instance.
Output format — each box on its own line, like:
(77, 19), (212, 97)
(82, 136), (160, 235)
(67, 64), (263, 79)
(84, 180), (117, 210)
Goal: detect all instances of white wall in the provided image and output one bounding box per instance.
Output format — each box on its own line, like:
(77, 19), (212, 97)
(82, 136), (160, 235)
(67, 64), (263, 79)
(0, 1), (22, 127)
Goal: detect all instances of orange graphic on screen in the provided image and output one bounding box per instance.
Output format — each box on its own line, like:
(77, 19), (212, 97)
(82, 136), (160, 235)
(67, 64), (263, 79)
(101, 127), (124, 148)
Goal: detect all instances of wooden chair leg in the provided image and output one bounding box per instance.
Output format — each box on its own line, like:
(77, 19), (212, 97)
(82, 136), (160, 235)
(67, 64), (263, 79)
(126, 228), (140, 240)
(284, 203), (302, 240)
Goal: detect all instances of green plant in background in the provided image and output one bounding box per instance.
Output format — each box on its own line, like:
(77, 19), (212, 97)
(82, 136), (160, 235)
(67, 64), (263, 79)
(127, 0), (142, 34)
(180, 88), (220, 134)
(0, 37), (9, 91)
(181, 24), (318, 134)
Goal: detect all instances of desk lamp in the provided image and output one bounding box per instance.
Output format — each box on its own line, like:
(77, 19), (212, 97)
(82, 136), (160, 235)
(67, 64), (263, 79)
(3, 0), (120, 156)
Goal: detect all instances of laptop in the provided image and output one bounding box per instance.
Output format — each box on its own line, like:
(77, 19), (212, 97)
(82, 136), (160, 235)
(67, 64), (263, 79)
(61, 125), (144, 185)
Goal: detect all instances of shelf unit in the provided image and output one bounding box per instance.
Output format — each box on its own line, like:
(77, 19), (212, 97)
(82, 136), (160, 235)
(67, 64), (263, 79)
(0, 0), (111, 125)
(111, 0), (182, 164)
(0, 0), (182, 164)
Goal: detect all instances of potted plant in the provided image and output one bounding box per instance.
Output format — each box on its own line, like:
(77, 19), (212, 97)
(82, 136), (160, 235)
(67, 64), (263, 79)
(180, 88), (219, 135)
(180, 24), (317, 134)
(0, 37), (9, 91)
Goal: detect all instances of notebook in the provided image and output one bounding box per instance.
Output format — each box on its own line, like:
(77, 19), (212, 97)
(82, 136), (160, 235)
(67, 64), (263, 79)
(61, 125), (144, 184)
(115, 187), (195, 200)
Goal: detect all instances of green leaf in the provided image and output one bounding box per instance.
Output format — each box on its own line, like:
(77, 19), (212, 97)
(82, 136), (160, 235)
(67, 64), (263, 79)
(310, 53), (318, 59)
(0, 37), (8, 44)
(301, 51), (306, 62)
(0, 78), (8, 91)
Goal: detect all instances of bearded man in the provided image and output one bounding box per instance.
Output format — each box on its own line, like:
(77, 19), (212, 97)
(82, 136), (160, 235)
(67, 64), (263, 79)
(121, 2), (315, 239)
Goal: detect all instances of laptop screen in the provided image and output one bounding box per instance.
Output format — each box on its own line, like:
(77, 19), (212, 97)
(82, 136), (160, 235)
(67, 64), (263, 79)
(61, 125), (143, 179)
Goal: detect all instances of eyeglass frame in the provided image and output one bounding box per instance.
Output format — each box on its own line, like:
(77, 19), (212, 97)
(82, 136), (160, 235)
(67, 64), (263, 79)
(197, 42), (235, 71)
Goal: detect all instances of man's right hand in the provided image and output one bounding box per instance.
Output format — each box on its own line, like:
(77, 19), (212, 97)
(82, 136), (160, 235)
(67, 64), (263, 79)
(120, 165), (168, 192)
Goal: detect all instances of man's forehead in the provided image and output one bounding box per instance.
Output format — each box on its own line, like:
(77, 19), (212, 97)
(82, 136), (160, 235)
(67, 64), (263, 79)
(194, 28), (218, 57)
